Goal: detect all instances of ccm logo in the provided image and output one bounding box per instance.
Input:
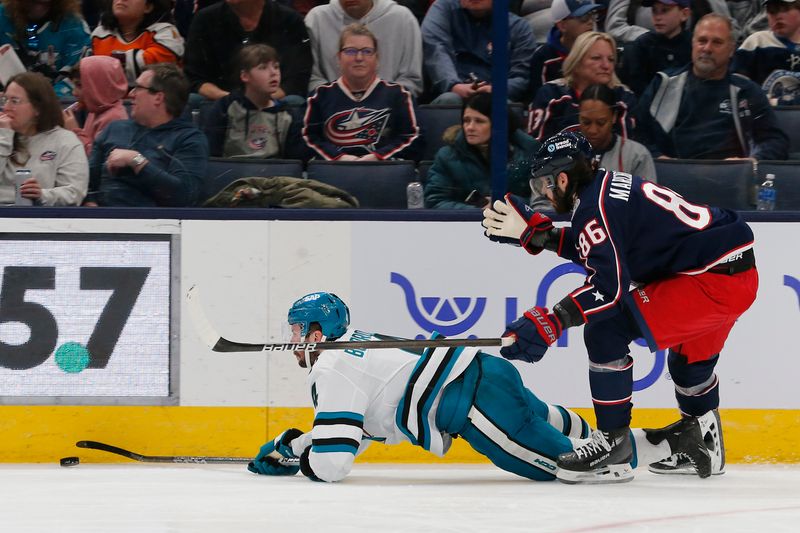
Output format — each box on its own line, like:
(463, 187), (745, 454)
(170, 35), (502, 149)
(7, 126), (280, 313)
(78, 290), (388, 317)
(534, 458), (556, 471)
(263, 343), (317, 352)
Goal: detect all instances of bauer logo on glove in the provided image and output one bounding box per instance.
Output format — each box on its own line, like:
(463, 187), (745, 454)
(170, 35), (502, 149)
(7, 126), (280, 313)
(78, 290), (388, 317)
(500, 306), (563, 363)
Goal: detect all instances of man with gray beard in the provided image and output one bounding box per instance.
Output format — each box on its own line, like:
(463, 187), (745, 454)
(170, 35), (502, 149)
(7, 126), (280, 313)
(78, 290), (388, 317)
(635, 13), (788, 160)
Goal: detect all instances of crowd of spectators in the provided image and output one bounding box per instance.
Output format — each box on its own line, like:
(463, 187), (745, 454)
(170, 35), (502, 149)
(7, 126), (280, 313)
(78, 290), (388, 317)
(0, 0), (796, 209)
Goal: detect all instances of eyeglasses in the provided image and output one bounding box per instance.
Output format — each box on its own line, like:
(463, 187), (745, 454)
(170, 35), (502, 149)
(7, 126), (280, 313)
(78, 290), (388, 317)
(340, 47), (376, 57)
(0, 96), (28, 107)
(133, 84), (160, 94)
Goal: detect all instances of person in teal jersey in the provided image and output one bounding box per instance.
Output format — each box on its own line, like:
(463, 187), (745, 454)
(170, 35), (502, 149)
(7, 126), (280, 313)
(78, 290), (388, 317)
(0, 0), (90, 97)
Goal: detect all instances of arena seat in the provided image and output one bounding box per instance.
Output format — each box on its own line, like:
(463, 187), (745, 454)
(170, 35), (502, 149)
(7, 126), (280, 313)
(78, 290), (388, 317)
(773, 106), (800, 159)
(417, 160), (434, 184)
(204, 158), (305, 198)
(755, 161), (800, 210)
(415, 104), (527, 161)
(416, 105), (462, 161)
(306, 160), (416, 208)
(654, 159), (754, 210)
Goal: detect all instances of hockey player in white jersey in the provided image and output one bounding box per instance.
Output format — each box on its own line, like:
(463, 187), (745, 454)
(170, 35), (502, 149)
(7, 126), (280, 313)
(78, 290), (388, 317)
(248, 292), (713, 483)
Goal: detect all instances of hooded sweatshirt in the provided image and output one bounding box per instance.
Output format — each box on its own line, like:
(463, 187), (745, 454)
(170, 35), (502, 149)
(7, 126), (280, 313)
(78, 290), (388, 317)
(71, 56), (130, 156)
(305, 0), (423, 96)
(203, 91), (308, 159)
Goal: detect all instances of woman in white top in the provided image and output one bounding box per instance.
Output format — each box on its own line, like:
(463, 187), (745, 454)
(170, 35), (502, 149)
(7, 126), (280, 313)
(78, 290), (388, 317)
(0, 72), (88, 206)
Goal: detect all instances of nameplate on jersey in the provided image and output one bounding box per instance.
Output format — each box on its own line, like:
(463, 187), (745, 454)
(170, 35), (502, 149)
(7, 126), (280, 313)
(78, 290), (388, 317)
(609, 172), (633, 202)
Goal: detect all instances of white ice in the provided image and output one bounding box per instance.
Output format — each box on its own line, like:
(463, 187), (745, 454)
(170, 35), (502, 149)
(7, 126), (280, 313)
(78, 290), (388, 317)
(3, 464), (800, 532)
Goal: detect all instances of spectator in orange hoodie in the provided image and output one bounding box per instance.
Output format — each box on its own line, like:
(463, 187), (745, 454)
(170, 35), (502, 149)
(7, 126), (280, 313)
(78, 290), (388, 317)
(63, 55), (130, 156)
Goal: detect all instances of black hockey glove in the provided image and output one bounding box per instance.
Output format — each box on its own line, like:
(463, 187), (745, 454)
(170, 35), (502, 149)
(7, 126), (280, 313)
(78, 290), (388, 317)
(248, 428), (303, 476)
(300, 446), (324, 482)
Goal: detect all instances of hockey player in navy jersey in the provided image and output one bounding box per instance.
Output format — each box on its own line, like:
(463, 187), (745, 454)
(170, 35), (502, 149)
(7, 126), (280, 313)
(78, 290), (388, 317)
(248, 292), (712, 483)
(482, 131), (758, 484)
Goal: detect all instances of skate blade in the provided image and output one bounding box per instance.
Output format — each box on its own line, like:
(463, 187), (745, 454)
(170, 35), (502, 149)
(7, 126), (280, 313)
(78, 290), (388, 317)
(557, 463), (634, 485)
(648, 465), (726, 476)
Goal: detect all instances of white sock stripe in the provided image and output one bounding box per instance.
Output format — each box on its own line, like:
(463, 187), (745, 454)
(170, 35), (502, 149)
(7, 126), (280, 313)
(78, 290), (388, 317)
(589, 356), (634, 372)
(674, 374), (719, 397)
(547, 404), (565, 433)
(568, 410), (589, 438)
(467, 406), (557, 473)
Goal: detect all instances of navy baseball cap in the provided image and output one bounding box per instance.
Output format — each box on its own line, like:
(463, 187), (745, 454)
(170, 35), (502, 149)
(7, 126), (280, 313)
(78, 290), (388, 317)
(641, 0), (691, 7)
(551, 0), (603, 22)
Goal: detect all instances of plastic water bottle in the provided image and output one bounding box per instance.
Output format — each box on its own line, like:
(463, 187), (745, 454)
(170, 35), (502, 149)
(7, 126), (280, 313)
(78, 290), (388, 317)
(756, 173), (777, 211)
(407, 181), (424, 209)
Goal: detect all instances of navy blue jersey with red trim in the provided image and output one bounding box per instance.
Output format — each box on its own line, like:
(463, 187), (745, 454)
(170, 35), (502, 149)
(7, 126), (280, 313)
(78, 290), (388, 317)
(527, 80), (637, 142)
(555, 170), (754, 324)
(303, 77), (420, 160)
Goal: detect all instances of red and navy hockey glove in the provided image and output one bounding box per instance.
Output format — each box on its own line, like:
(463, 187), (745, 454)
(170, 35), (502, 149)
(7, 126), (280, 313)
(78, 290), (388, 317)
(500, 307), (563, 363)
(482, 194), (554, 255)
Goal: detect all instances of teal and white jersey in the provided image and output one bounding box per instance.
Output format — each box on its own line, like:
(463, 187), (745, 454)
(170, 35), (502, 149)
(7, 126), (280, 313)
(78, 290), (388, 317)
(289, 328), (477, 482)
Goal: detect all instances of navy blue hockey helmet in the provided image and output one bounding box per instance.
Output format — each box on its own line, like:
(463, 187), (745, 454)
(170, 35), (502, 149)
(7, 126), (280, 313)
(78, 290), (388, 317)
(530, 132), (594, 193)
(288, 292), (350, 340)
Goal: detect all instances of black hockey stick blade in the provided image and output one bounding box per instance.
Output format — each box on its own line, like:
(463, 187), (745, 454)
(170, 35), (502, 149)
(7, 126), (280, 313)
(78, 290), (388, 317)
(211, 336), (514, 353)
(76, 440), (298, 465)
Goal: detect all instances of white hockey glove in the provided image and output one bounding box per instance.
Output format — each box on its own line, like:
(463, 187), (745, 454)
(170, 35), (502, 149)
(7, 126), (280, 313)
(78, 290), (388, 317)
(482, 194), (554, 255)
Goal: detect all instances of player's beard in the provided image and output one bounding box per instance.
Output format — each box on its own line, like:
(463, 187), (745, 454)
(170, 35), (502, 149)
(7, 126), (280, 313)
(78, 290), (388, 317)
(551, 186), (575, 214)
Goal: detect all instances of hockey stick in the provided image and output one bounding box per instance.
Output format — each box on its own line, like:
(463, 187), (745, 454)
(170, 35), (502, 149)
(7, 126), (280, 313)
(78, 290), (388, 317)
(187, 284), (513, 353)
(211, 336), (513, 352)
(76, 440), (298, 466)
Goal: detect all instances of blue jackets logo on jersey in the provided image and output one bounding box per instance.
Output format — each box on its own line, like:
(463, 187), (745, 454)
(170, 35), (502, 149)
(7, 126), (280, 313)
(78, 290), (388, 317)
(325, 107), (390, 149)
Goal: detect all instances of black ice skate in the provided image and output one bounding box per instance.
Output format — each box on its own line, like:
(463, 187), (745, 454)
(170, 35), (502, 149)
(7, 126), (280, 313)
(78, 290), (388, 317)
(556, 428), (634, 484)
(646, 410), (725, 477)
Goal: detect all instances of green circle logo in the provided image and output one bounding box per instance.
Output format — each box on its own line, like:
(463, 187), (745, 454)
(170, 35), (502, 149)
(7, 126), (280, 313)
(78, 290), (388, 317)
(54, 342), (90, 373)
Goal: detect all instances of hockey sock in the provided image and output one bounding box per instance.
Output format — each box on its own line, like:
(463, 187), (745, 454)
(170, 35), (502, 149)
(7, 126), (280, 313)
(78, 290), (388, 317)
(545, 404), (591, 439)
(668, 352), (720, 416)
(588, 355), (633, 430)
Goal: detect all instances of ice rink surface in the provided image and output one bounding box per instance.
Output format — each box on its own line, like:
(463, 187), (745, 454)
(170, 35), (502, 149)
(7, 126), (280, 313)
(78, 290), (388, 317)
(3, 463), (799, 532)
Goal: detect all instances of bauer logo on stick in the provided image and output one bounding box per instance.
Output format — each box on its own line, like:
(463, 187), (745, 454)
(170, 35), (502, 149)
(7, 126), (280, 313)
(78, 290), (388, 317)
(262, 343), (317, 352)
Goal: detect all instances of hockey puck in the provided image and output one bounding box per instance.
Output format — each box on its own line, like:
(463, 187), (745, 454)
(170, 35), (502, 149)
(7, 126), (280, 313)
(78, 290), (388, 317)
(60, 456), (80, 467)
